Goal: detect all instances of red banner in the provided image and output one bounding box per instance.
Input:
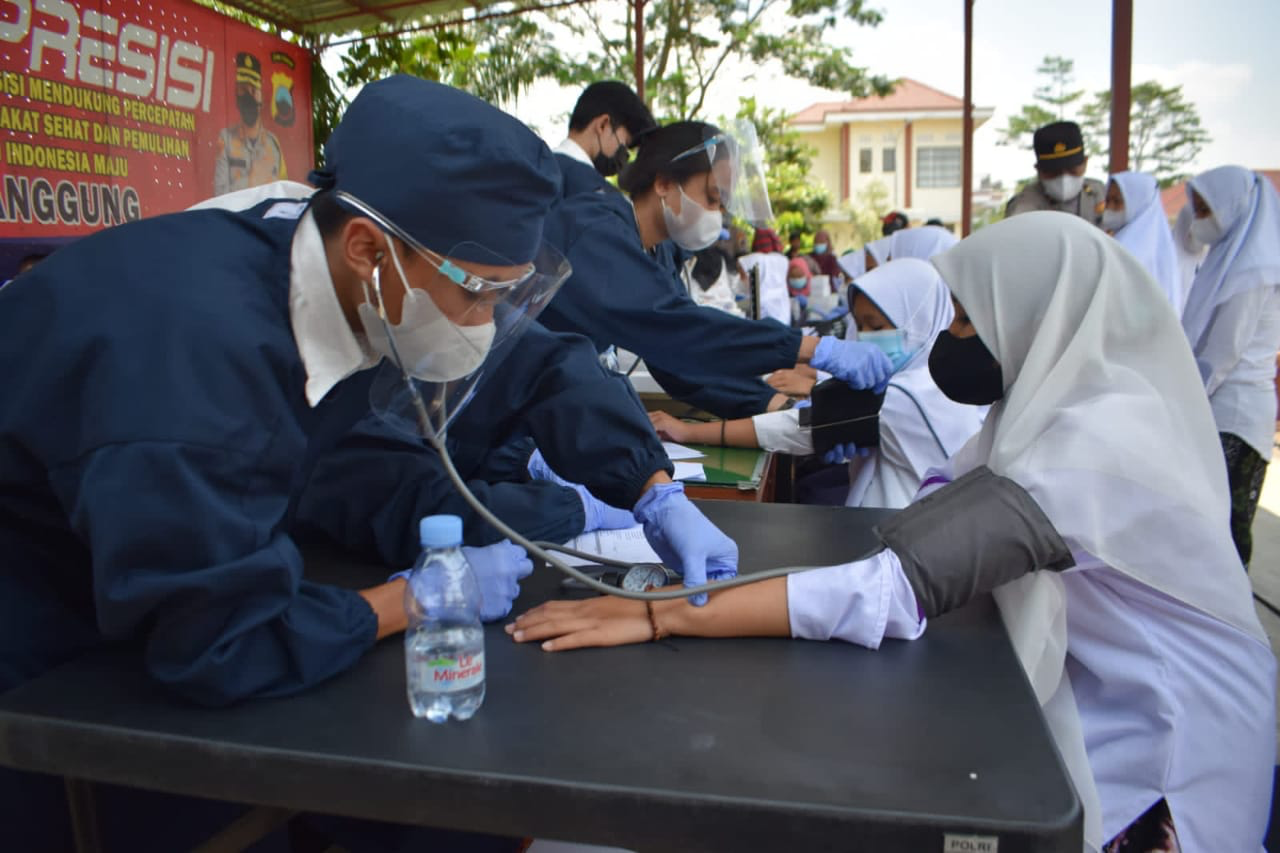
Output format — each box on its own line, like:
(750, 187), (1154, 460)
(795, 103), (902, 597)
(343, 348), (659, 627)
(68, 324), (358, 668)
(0, 0), (313, 238)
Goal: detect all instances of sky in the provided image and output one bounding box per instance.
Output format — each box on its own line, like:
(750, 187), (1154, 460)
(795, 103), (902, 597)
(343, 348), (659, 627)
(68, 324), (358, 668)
(499, 0), (1279, 190)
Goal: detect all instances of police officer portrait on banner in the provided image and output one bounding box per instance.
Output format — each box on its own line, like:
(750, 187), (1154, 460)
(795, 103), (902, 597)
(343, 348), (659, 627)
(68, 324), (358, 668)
(214, 51), (288, 195)
(1004, 120), (1105, 226)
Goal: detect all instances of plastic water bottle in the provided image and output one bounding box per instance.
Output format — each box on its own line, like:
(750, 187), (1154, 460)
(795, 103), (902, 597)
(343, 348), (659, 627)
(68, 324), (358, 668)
(404, 515), (485, 722)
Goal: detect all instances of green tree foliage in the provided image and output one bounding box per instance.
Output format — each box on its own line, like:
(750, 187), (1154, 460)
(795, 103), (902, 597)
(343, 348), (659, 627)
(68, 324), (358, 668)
(731, 96), (830, 236)
(548, 0), (893, 119)
(1079, 81), (1210, 186)
(997, 55), (1082, 149)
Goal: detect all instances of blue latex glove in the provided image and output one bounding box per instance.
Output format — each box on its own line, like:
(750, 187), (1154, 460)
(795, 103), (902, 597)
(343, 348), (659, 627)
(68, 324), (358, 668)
(820, 305), (849, 323)
(809, 336), (893, 393)
(632, 482), (738, 606)
(822, 442), (873, 464)
(391, 540), (533, 622)
(528, 449), (632, 533)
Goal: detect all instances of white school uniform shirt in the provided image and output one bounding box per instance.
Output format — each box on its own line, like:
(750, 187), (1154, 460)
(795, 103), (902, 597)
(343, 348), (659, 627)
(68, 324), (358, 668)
(752, 259), (984, 508)
(790, 214), (1274, 851)
(1110, 171), (1185, 314)
(1181, 167), (1280, 458)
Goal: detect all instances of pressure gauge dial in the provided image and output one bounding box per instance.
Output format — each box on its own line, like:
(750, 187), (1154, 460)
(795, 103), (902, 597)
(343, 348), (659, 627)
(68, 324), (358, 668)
(621, 563), (670, 592)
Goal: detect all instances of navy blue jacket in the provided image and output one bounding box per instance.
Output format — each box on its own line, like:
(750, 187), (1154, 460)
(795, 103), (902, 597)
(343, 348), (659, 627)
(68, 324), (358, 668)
(537, 154), (802, 417)
(0, 202), (378, 706)
(295, 321), (671, 565)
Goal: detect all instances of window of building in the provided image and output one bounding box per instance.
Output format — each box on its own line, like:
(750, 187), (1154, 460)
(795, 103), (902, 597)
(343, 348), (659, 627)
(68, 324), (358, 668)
(859, 148), (873, 173)
(882, 147), (896, 173)
(917, 146), (961, 188)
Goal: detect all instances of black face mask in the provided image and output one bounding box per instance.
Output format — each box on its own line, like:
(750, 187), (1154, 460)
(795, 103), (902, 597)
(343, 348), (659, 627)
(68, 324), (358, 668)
(592, 129), (629, 177)
(237, 92), (260, 127)
(928, 330), (1005, 405)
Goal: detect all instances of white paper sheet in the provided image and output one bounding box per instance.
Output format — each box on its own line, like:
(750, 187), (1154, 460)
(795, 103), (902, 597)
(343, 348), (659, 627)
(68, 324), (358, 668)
(672, 461), (707, 481)
(662, 441), (705, 461)
(558, 526), (662, 567)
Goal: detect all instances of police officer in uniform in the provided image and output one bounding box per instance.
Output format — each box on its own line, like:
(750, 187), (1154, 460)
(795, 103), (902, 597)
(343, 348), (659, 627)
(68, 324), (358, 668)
(1004, 120), (1104, 226)
(214, 52), (287, 195)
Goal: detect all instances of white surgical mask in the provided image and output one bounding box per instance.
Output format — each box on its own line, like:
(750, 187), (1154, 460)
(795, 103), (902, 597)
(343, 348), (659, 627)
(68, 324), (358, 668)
(1100, 207), (1127, 233)
(1042, 174), (1085, 203)
(357, 239), (496, 382)
(662, 185), (723, 251)
(1189, 214), (1224, 249)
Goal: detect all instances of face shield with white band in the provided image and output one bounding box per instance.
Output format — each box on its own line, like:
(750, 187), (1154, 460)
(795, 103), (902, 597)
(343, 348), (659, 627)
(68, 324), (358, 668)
(669, 119), (774, 228)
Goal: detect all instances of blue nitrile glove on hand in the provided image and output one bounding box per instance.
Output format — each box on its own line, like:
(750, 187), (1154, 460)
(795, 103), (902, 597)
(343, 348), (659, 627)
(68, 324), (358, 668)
(632, 482), (738, 606)
(822, 442), (873, 464)
(391, 540), (533, 622)
(528, 449), (633, 533)
(809, 336), (894, 393)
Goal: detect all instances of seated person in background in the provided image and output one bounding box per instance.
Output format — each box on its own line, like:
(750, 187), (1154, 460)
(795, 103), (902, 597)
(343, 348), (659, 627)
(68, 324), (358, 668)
(512, 212), (1276, 853)
(1103, 171), (1184, 314)
(737, 225), (792, 326)
(1180, 165), (1280, 567)
(653, 259), (984, 508)
(807, 228), (844, 291)
(1004, 120), (1104, 226)
(786, 231), (806, 259)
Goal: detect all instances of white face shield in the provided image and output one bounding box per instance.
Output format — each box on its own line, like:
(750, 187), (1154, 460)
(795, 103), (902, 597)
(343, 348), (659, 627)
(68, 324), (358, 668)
(668, 119), (774, 227)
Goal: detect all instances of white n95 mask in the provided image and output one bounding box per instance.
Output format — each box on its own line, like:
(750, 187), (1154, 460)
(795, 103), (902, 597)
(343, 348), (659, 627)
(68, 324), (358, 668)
(662, 185), (723, 251)
(1189, 214), (1224, 249)
(358, 239), (496, 382)
(1042, 174), (1085, 203)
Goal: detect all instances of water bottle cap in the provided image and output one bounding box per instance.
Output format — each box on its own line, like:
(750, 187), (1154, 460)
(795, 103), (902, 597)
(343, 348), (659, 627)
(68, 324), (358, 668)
(419, 515), (462, 548)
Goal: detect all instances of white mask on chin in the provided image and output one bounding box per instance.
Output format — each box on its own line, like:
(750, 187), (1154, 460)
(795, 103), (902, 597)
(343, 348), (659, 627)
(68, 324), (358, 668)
(662, 184), (723, 251)
(1188, 215), (1224, 249)
(357, 238), (495, 382)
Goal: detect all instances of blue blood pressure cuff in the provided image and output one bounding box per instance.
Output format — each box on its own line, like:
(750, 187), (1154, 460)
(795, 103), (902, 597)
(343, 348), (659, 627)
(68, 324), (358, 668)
(873, 466), (1075, 619)
(796, 378), (884, 455)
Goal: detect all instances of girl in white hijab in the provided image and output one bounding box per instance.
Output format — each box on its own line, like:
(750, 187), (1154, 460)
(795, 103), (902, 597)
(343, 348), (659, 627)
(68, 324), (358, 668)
(1103, 171), (1184, 314)
(885, 224), (959, 262)
(650, 259), (983, 509)
(512, 212), (1276, 852)
(1181, 165), (1280, 566)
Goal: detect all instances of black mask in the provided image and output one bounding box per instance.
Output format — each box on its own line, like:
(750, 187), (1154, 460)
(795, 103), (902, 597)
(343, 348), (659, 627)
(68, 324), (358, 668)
(592, 129), (629, 177)
(928, 330), (1005, 405)
(237, 92), (260, 127)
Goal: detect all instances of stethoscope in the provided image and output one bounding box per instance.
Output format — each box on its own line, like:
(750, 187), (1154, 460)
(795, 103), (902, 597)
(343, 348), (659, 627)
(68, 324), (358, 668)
(366, 260), (871, 601)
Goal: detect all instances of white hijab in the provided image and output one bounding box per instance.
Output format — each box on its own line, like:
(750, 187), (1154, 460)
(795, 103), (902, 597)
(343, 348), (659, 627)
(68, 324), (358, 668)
(885, 225), (959, 262)
(934, 212), (1266, 850)
(836, 249), (866, 281)
(1181, 166), (1280, 347)
(1109, 171), (1184, 314)
(863, 236), (892, 266)
(844, 259), (984, 507)
(932, 211), (1262, 641)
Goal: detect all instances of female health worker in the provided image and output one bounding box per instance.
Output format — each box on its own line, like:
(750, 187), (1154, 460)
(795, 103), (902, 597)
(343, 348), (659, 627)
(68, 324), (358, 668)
(535, 120), (895, 418)
(510, 213), (1276, 852)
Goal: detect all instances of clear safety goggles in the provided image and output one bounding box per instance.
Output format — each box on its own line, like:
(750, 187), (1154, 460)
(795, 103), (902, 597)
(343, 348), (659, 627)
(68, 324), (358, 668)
(335, 191), (537, 295)
(669, 119), (773, 226)
(339, 192), (572, 441)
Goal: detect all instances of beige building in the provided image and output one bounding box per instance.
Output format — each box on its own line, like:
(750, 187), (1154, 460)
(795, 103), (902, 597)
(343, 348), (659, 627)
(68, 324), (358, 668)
(790, 79), (993, 247)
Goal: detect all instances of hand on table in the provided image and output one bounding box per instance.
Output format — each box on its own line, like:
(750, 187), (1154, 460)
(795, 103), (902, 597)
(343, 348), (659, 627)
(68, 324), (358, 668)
(506, 596), (655, 651)
(462, 541), (534, 622)
(648, 410), (695, 443)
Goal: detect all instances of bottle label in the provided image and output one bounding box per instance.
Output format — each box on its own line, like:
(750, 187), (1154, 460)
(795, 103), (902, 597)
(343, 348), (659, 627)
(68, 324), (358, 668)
(423, 651), (485, 692)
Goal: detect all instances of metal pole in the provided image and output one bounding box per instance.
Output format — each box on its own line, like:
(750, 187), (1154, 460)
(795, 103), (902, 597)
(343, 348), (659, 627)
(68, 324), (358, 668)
(1109, 0), (1133, 172)
(961, 0), (974, 235)
(634, 0), (646, 103)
